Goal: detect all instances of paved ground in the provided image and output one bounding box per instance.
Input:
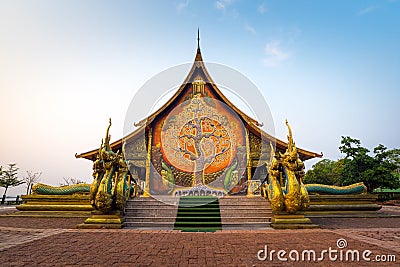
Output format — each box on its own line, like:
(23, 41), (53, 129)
(0, 206), (399, 266)
(0, 206), (18, 215)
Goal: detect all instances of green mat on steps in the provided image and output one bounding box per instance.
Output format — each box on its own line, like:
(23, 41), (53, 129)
(174, 196), (222, 232)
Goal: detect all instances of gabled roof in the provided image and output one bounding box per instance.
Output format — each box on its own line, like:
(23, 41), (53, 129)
(133, 45), (262, 129)
(76, 42), (322, 161)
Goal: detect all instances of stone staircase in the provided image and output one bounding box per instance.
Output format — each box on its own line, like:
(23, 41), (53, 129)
(219, 196), (273, 230)
(123, 196), (179, 229)
(174, 196), (222, 232)
(123, 195), (273, 230)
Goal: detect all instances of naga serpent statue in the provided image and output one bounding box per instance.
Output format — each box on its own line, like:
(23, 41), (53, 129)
(32, 183), (90, 195)
(266, 120), (310, 213)
(90, 118), (130, 214)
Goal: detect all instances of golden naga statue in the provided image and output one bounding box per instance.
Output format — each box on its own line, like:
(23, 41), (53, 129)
(90, 118), (130, 214)
(265, 120), (310, 213)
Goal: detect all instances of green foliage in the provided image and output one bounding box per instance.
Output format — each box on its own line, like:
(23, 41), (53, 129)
(304, 159), (342, 185)
(338, 137), (400, 193)
(0, 163), (25, 204)
(304, 137), (400, 194)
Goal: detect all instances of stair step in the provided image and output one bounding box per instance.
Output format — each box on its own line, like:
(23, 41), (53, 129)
(126, 203), (178, 207)
(124, 197), (178, 229)
(176, 211), (221, 216)
(219, 196), (272, 229)
(125, 209), (177, 213)
(222, 221), (272, 225)
(175, 216), (222, 221)
(174, 227), (222, 232)
(179, 202), (219, 208)
(174, 221), (221, 226)
(123, 222), (175, 229)
(221, 214), (272, 217)
(221, 217), (271, 223)
(124, 217), (177, 222)
(174, 197), (222, 231)
(219, 208), (272, 212)
(124, 195), (273, 230)
(176, 209), (219, 212)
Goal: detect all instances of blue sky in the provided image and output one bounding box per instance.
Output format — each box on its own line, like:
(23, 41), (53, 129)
(1, 0), (399, 195)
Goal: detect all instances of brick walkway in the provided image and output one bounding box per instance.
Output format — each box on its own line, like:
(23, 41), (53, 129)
(0, 206), (18, 215)
(0, 208), (399, 266)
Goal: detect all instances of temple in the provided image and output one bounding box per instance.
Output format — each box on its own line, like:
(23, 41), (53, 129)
(17, 34), (379, 230)
(76, 35), (322, 197)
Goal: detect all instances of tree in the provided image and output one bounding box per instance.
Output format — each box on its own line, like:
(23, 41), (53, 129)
(0, 163), (24, 204)
(162, 94), (234, 187)
(339, 136), (400, 193)
(59, 177), (85, 186)
(23, 171), (42, 195)
(303, 159), (342, 185)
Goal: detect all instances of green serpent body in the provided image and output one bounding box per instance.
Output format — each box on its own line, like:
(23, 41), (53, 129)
(305, 182), (366, 195)
(32, 183), (90, 195)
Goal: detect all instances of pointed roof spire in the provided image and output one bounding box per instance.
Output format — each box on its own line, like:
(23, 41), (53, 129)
(195, 28), (203, 61)
(197, 28), (200, 49)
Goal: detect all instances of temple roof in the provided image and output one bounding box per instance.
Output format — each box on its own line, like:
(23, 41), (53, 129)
(76, 39), (322, 161)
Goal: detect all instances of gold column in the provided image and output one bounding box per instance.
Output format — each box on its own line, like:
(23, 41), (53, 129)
(245, 127), (253, 196)
(143, 128), (152, 197)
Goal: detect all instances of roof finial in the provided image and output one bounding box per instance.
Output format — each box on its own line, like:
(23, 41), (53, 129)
(197, 28), (200, 49)
(195, 28), (203, 61)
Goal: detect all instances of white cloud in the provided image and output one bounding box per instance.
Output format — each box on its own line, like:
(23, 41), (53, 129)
(358, 5), (378, 15)
(215, 0), (233, 11)
(245, 23), (256, 34)
(176, 1), (189, 13)
(258, 3), (266, 14)
(263, 40), (290, 67)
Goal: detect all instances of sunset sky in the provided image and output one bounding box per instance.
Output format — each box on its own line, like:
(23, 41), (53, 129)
(1, 0), (399, 196)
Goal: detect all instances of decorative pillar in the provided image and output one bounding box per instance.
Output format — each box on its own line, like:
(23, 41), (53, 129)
(143, 128), (152, 197)
(245, 127), (253, 196)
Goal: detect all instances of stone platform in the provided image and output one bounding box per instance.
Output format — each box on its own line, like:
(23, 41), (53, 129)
(306, 194), (382, 218)
(14, 194), (92, 218)
(0, 208), (399, 266)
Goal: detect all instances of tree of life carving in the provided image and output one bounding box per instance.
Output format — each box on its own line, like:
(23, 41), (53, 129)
(161, 94), (236, 187)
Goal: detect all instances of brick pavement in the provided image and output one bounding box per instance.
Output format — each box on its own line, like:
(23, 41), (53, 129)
(0, 217), (85, 229)
(0, 207), (18, 215)
(0, 208), (399, 266)
(0, 227), (398, 266)
(380, 205), (400, 215)
(333, 228), (400, 253)
(0, 227), (68, 251)
(311, 217), (400, 229)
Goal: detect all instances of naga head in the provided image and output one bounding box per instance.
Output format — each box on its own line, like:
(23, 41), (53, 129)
(280, 120), (300, 171)
(104, 118), (112, 150)
(97, 139), (104, 160)
(122, 141), (126, 156)
(267, 142), (280, 171)
(286, 119), (294, 151)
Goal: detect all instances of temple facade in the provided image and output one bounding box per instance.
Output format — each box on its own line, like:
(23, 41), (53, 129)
(76, 41), (321, 197)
